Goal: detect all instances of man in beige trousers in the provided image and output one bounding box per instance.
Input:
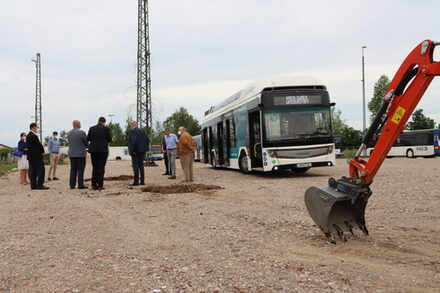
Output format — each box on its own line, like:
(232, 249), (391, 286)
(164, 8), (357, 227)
(177, 126), (196, 182)
(47, 131), (61, 181)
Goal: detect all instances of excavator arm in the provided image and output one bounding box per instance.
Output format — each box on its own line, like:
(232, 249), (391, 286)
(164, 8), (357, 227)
(304, 40), (440, 242)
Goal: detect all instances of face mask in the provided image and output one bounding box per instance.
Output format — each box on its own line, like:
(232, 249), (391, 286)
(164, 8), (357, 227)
(21, 136), (26, 141)
(54, 136), (58, 139)
(178, 131), (182, 136)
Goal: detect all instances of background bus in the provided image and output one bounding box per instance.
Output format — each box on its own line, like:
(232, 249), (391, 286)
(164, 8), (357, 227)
(193, 135), (203, 162)
(367, 129), (439, 158)
(201, 75), (336, 173)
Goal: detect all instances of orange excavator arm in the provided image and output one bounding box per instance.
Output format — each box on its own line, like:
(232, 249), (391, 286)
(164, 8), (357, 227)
(304, 40), (440, 242)
(350, 40), (440, 184)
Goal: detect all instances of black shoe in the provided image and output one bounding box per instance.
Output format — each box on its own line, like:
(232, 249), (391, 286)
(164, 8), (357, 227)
(140, 182), (145, 185)
(48, 178), (52, 181)
(70, 186), (75, 189)
(78, 185), (88, 189)
(168, 175), (176, 179)
(36, 186), (49, 190)
(129, 183), (139, 186)
(52, 177), (59, 181)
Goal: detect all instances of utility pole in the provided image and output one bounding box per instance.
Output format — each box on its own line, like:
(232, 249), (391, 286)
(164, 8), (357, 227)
(136, 0), (152, 131)
(32, 53), (42, 142)
(108, 114), (115, 123)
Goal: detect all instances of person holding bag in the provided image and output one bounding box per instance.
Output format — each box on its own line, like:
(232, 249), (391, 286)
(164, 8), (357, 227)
(17, 132), (30, 185)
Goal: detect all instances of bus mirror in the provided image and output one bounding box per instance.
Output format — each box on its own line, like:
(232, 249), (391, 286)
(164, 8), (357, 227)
(330, 102), (336, 107)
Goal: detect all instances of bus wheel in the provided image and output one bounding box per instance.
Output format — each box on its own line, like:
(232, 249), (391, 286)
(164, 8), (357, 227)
(239, 153), (250, 174)
(292, 167), (310, 173)
(406, 149), (415, 158)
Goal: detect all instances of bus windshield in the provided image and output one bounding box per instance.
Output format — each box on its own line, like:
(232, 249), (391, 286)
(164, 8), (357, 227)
(264, 107), (331, 141)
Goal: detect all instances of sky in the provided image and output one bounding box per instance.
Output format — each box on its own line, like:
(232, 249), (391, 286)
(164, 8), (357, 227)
(1, 0), (440, 147)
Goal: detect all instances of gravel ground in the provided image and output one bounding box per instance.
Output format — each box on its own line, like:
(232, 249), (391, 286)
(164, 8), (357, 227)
(0, 157), (439, 293)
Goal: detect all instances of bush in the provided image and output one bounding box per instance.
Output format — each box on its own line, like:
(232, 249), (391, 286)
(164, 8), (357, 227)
(342, 148), (358, 158)
(43, 154), (67, 165)
(0, 148), (11, 162)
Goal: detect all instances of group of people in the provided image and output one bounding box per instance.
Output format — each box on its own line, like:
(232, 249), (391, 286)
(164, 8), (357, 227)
(16, 117), (197, 190)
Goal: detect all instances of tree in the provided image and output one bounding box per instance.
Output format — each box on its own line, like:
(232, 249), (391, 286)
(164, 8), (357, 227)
(368, 75), (390, 121)
(108, 122), (127, 146)
(331, 108), (345, 136)
(44, 130), (68, 146)
(163, 107), (201, 135)
(406, 109), (436, 130)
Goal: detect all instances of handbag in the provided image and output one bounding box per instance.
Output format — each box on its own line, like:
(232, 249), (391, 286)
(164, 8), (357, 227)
(12, 149), (23, 157)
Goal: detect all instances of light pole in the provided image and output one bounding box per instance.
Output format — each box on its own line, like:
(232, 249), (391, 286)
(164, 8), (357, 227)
(108, 114), (114, 123)
(361, 46), (367, 134)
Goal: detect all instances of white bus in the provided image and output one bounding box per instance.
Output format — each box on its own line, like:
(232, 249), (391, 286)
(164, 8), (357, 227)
(367, 129), (440, 158)
(200, 75), (336, 173)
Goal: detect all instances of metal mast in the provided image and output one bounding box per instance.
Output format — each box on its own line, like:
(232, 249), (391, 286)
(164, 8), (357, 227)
(32, 53), (42, 141)
(136, 0), (152, 131)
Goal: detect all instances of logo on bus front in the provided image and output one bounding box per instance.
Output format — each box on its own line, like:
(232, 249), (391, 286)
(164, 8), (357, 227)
(286, 95), (309, 105)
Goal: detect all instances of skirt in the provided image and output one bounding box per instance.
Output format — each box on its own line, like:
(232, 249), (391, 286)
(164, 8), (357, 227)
(18, 155), (29, 170)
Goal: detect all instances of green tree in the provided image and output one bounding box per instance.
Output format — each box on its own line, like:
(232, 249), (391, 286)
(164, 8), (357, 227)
(108, 122), (127, 146)
(368, 75), (390, 121)
(163, 107), (201, 135)
(406, 109), (436, 130)
(44, 130), (68, 146)
(331, 108), (345, 136)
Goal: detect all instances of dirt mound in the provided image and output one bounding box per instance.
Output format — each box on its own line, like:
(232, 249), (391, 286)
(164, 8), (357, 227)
(84, 175), (134, 182)
(141, 183), (222, 194)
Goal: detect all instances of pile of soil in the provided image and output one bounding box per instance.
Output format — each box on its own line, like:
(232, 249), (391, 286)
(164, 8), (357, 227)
(142, 183), (223, 194)
(84, 175), (134, 182)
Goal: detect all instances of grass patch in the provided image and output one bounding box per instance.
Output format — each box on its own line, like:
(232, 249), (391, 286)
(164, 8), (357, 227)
(0, 163), (17, 176)
(342, 149), (358, 158)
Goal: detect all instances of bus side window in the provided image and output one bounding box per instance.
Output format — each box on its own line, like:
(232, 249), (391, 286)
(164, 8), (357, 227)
(230, 119), (236, 147)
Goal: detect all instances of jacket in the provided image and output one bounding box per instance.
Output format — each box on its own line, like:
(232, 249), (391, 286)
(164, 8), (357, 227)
(26, 131), (44, 161)
(67, 128), (88, 157)
(87, 123), (112, 153)
(177, 132), (196, 156)
(128, 127), (150, 156)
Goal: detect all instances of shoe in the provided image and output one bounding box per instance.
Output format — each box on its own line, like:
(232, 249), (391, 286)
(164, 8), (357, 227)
(24, 181), (30, 185)
(190, 179), (194, 182)
(70, 187), (75, 190)
(53, 177), (59, 181)
(36, 186), (49, 190)
(48, 178), (52, 181)
(97, 187), (105, 191)
(140, 182), (145, 185)
(78, 185), (88, 189)
(168, 175), (176, 179)
(162, 172), (169, 175)
(129, 183), (139, 186)
(92, 186), (99, 190)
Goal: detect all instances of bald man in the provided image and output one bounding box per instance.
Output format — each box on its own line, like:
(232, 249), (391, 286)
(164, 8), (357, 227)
(67, 120), (88, 189)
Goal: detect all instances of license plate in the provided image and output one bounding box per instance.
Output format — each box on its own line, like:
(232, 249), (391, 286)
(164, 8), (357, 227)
(296, 163), (311, 168)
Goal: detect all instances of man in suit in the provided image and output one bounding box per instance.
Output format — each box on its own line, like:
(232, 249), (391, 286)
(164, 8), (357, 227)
(67, 120), (88, 189)
(128, 121), (150, 186)
(26, 123), (49, 190)
(87, 117), (112, 190)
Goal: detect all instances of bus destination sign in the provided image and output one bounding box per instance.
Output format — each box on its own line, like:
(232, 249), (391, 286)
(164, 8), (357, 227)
(273, 95), (322, 106)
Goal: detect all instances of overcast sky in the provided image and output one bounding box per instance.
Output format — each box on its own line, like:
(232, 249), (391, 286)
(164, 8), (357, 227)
(1, 0), (440, 147)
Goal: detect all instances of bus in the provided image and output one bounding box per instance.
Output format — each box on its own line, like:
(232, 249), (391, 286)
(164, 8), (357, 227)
(200, 75), (336, 173)
(367, 129), (440, 158)
(193, 135), (204, 162)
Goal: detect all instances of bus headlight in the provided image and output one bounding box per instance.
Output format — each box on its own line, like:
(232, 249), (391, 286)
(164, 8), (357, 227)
(328, 145), (334, 153)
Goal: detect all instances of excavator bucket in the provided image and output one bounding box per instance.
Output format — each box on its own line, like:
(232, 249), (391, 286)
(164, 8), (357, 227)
(304, 185), (369, 242)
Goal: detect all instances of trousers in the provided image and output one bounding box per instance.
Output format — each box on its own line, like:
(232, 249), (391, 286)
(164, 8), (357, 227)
(167, 149), (177, 176)
(48, 153), (60, 178)
(69, 157), (86, 188)
(131, 153), (146, 184)
(180, 152), (194, 182)
(28, 159), (45, 188)
(90, 152), (108, 188)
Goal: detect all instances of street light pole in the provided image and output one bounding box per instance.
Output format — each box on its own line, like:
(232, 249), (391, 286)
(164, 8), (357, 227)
(361, 46), (367, 133)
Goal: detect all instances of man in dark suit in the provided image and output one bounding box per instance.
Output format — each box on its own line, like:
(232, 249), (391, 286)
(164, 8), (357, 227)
(26, 123), (49, 190)
(128, 121), (150, 186)
(87, 117), (112, 190)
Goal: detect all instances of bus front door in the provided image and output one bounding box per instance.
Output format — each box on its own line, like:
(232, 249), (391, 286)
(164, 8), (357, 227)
(217, 122), (225, 165)
(249, 111), (263, 168)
